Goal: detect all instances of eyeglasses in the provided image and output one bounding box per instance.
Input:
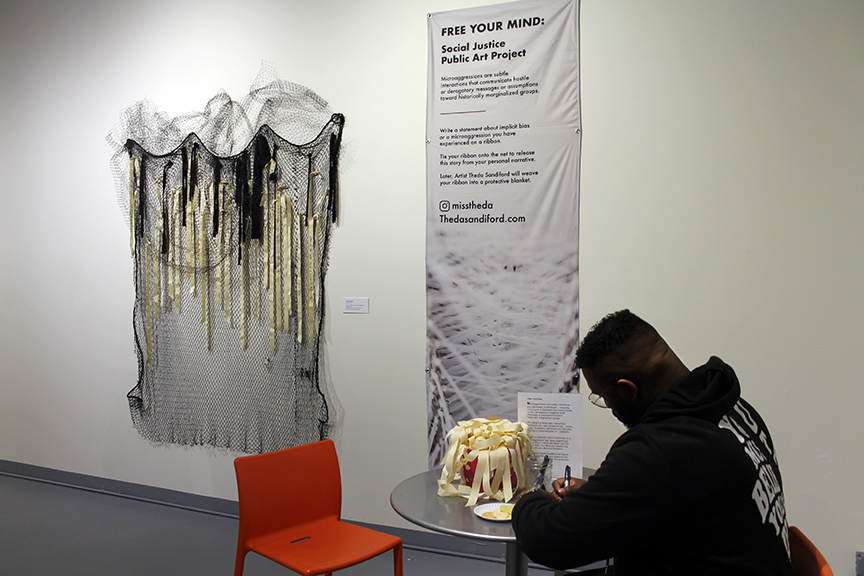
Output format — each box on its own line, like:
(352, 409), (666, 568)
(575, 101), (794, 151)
(588, 382), (616, 409)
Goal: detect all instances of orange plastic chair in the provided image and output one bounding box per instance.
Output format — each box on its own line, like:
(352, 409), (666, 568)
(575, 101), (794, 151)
(789, 526), (833, 576)
(234, 439), (403, 576)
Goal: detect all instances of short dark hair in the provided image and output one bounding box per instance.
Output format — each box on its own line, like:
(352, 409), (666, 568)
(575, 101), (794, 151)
(575, 310), (656, 370)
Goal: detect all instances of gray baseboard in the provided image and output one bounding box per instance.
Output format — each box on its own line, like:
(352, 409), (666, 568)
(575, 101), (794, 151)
(0, 459), (507, 563)
(0, 459), (239, 516)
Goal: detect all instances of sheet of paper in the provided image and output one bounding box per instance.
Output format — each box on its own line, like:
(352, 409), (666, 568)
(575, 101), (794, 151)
(518, 392), (582, 479)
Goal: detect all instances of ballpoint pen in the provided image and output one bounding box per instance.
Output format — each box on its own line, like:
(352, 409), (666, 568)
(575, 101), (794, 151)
(564, 464), (571, 488)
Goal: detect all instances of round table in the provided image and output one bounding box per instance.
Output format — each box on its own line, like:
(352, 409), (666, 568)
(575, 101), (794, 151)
(390, 467), (591, 576)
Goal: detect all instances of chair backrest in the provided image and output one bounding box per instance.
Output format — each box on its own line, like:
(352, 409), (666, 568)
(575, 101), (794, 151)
(235, 439), (343, 542)
(789, 526), (833, 576)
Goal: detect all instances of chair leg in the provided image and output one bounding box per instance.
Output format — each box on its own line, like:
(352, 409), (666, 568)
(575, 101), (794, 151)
(234, 547), (247, 576)
(394, 542), (404, 576)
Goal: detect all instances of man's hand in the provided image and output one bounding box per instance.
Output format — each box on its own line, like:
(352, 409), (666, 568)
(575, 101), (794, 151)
(551, 476), (586, 501)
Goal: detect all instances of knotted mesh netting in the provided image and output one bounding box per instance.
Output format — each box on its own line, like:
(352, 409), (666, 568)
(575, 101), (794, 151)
(107, 67), (344, 453)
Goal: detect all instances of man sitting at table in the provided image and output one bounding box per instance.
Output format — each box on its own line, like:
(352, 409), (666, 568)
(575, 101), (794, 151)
(512, 310), (793, 576)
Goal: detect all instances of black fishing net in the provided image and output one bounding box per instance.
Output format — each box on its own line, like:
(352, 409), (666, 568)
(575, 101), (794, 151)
(107, 67), (344, 453)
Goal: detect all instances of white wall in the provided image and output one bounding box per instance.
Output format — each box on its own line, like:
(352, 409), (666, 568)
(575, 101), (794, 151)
(1, 0), (861, 571)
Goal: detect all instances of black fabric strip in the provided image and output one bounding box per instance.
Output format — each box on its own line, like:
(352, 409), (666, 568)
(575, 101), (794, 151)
(330, 114), (345, 224)
(161, 161), (172, 253)
(235, 153), (248, 262)
(328, 133), (339, 224)
(251, 134), (269, 241)
(181, 147), (189, 226)
(189, 143), (199, 204)
(137, 154), (146, 239)
(305, 154), (313, 218)
(212, 158), (221, 237)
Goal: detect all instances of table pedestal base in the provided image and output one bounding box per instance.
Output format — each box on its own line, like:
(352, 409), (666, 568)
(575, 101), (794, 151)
(505, 541), (528, 576)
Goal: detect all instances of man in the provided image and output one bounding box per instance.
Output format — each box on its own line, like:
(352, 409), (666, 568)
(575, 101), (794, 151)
(512, 310), (793, 575)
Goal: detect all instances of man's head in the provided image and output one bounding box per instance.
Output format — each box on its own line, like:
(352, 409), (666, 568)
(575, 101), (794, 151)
(575, 310), (689, 428)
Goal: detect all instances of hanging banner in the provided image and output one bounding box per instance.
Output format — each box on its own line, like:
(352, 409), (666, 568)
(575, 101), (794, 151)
(426, 0), (581, 466)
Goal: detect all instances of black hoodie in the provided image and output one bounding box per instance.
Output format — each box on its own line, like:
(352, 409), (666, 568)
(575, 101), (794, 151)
(512, 357), (793, 576)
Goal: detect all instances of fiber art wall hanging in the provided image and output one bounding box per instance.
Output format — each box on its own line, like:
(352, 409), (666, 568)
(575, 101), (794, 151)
(107, 67), (344, 454)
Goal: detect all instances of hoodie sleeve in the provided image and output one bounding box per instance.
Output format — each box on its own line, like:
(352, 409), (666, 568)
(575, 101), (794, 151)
(512, 430), (674, 570)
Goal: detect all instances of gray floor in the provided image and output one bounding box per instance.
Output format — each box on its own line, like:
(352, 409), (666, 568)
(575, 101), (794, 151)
(0, 473), (581, 576)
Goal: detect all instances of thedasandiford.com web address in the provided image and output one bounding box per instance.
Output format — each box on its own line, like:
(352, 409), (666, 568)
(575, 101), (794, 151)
(438, 213), (526, 224)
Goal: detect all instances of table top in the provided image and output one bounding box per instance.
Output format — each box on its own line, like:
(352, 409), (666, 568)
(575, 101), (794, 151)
(390, 467), (592, 543)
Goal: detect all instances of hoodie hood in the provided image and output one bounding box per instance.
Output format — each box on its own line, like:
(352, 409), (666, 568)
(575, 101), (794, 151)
(640, 356), (741, 425)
